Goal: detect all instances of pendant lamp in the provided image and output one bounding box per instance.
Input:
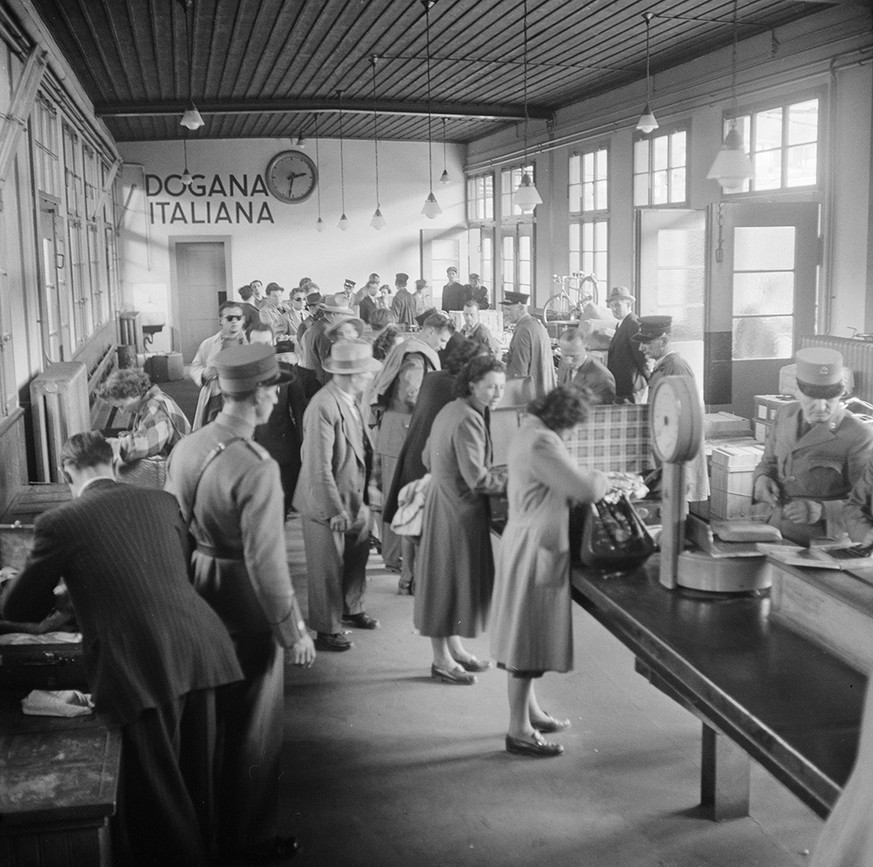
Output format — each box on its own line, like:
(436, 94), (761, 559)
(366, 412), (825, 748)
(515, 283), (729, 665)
(514, 0), (541, 213)
(181, 137), (193, 187)
(636, 13), (658, 134)
(179, 0), (204, 130)
(370, 56), (386, 229)
(439, 117), (450, 184)
(337, 91), (350, 230)
(314, 114), (325, 231)
(420, 1), (441, 219)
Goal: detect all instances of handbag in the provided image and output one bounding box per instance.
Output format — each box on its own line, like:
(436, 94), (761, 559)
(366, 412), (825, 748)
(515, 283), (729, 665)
(390, 474), (431, 537)
(579, 492), (657, 571)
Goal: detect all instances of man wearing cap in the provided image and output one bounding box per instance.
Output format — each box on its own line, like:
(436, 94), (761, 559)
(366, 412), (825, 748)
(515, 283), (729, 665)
(753, 347), (873, 545)
(413, 278), (430, 317)
(557, 327), (615, 404)
(462, 299), (501, 357)
(463, 273), (490, 309)
(294, 340), (382, 651)
(166, 343), (316, 863)
(501, 290), (556, 398)
(605, 286), (649, 403)
(391, 272), (417, 328)
(634, 316), (709, 501)
(297, 292), (356, 396)
(442, 266), (465, 312)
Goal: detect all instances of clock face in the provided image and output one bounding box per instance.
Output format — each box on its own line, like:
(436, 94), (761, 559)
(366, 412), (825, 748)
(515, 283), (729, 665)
(265, 150), (318, 204)
(650, 376), (702, 463)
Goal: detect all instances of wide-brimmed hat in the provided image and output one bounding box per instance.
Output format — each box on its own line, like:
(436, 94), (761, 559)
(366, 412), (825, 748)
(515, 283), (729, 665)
(632, 315), (672, 342)
(501, 291), (529, 305)
(216, 343), (292, 394)
(306, 291), (323, 306)
(795, 347), (845, 398)
(607, 285), (635, 303)
(322, 339), (383, 375)
(325, 317), (365, 339)
(319, 293), (356, 315)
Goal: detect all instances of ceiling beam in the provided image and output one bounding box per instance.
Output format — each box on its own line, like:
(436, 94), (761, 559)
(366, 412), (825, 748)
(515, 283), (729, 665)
(93, 97), (553, 124)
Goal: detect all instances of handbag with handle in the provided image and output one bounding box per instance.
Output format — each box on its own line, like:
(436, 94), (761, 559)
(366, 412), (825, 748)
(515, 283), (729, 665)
(390, 474), (431, 537)
(579, 492), (657, 571)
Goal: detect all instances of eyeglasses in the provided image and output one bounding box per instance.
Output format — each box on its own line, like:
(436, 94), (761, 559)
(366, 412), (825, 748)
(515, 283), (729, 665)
(292, 296), (306, 302)
(223, 314), (243, 321)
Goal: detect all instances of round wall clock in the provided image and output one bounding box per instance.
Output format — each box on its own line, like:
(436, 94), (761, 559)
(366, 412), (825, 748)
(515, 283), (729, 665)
(265, 150), (318, 204)
(649, 375), (702, 463)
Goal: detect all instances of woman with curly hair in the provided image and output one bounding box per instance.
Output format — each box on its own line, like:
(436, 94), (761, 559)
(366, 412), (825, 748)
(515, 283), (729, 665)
(491, 385), (608, 757)
(414, 355), (507, 685)
(99, 368), (191, 488)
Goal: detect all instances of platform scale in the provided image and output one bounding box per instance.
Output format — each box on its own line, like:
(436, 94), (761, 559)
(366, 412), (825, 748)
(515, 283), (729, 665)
(649, 376), (770, 592)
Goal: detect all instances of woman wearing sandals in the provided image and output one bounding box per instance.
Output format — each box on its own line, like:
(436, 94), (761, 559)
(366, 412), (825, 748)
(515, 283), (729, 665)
(491, 386), (609, 756)
(414, 356), (508, 684)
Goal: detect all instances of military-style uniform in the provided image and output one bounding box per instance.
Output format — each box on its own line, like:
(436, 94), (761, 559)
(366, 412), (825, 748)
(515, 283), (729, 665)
(753, 402), (873, 544)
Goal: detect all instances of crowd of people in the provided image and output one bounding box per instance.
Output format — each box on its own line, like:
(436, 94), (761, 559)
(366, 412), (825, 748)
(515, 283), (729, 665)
(7, 270), (873, 864)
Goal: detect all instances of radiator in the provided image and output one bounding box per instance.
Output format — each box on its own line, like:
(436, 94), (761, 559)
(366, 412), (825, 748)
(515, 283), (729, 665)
(30, 362), (90, 482)
(801, 335), (873, 403)
(119, 311), (143, 354)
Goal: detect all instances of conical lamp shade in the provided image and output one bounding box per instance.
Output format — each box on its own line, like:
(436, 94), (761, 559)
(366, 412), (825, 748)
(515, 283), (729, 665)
(181, 168), (193, 187)
(514, 172), (542, 213)
(636, 104), (659, 134)
(370, 207), (386, 230)
(421, 191), (442, 219)
(707, 126), (754, 192)
(439, 169), (450, 185)
(180, 102), (204, 131)
(338, 213), (350, 231)
(315, 217), (325, 232)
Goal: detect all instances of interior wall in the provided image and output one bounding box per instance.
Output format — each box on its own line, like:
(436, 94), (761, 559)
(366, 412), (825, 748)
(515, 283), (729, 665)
(118, 138), (467, 353)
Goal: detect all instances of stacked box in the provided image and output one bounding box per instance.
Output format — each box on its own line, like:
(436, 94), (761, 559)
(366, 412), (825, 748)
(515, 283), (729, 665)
(753, 418), (772, 442)
(704, 412), (750, 438)
(754, 394), (796, 421)
(709, 443), (764, 519)
(145, 351), (184, 382)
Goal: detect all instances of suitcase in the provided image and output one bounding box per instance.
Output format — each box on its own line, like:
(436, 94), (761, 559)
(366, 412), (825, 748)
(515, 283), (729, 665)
(0, 523), (86, 690)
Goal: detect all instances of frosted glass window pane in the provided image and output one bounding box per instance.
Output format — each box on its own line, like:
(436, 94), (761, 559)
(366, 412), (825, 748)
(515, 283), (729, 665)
(595, 150), (607, 179)
(652, 170), (668, 204)
(569, 224), (580, 254)
(569, 156), (580, 185)
(658, 229), (704, 268)
(633, 173), (648, 206)
(594, 221), (607, 248)
(734, 226), (795, 271)
(594, 252), (607, 281)
(733, 272), (794, 315)
(733, 315), (793, 360)
(657, 270), (705, 307)
(653, 136), (668, 171)
(786, 143), (817, 187)
(672, 131), (686, 167)
(582, 183), (594, 212)
(670, 168), (686, 203)
(755, 150), (781, 190)
(582, 251), (594, 273)
(582, 222), (593, 249)
(582, 152), (594, 182)
(595, 179), (607, 209)
(634, 139), (649, 173)
(788, 100), (818, 145)
(755, 109), (782, 151)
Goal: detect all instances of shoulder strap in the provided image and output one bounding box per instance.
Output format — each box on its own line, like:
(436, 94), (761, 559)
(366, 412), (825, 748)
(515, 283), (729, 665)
(185, 436), (249, 534)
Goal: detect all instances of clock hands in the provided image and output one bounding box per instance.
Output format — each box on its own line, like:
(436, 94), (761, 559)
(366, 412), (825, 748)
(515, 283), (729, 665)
(285, 169), (309, 198)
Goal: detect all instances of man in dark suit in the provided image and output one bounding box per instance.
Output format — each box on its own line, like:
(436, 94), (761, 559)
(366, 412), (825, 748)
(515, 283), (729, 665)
(1, 432), (242, 866)
(441, 266), (466, 311)
(605, 285), (649, 403)
(557, 327), (616, 404)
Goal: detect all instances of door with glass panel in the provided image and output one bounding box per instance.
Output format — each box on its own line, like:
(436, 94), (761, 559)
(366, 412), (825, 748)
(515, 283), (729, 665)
(711, 202), (819, 418)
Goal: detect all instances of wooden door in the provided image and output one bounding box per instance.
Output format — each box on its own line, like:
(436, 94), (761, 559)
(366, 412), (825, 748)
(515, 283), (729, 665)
(173, 241), (228, 361)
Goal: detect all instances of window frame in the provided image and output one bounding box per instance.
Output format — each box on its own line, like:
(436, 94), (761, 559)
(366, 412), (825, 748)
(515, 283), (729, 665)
(632, 123), (690, 208)
(569, 144), (610, 285)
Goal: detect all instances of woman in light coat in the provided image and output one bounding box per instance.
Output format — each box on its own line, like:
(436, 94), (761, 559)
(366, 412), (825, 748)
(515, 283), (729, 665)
(491, 386), (609, 756)
(414, 356), (507, 685)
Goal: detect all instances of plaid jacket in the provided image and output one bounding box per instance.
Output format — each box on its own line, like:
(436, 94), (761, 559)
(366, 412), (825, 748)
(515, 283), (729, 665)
(119, 386), (191, 462)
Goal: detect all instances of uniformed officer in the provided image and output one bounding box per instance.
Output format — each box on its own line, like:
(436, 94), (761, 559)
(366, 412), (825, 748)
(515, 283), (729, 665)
(753, 347), (873, 545)
(166, 342), (315, 864)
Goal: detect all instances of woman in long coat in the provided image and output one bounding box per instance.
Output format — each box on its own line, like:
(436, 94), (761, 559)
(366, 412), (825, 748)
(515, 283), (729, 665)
(491, 386), (608, 756)
(414, 356), (507, 685)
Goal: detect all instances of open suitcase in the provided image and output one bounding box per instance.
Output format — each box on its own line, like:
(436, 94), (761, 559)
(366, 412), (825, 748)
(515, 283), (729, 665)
(0, 523), (86, 690)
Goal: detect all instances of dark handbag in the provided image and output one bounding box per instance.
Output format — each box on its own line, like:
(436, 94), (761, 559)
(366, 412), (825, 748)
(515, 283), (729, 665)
(579, 492), (657, 571)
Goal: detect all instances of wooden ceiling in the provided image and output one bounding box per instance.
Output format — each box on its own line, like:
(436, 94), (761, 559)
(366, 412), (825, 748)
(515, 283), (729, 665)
(25, 0), (838, 143)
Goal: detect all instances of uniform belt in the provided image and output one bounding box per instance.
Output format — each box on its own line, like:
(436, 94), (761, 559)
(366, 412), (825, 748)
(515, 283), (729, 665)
(196, 542), (245, 561)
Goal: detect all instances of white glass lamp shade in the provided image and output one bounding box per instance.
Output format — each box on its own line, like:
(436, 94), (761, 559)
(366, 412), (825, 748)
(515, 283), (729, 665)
(514, 172), (542, 213)
(707, 125), (754, 192)
(315, 217), (325, 232)
(439, 168), (450, 185)
(180, 103), (204, 131)
(181, 168), (193, 187)
(421, 191), (442, 219)
(370, 207), (386, 230)
(338, 213), (350, 231)
(636, 104), (659, 134)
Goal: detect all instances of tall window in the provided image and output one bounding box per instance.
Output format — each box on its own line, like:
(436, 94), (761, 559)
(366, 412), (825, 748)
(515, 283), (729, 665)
(499, 165), (535, 302)
(466, 173), (495, 290)
(31, 97), (60, 199)
(569, 147), (609, 283)
(725, 97), (819, 193)
(633, 127), (687, 206)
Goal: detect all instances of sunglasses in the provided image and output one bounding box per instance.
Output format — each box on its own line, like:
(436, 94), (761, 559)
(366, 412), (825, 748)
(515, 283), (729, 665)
(223, 314), (243, 321)
(292, 296), (307, 302)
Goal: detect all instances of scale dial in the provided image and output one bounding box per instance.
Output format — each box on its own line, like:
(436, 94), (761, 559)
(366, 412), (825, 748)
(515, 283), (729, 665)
(650, 375), (702, 463)
(265, 150), (318, 204)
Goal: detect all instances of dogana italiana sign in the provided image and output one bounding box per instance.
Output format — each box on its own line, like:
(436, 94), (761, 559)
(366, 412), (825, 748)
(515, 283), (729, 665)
(146, 173), (276, 225)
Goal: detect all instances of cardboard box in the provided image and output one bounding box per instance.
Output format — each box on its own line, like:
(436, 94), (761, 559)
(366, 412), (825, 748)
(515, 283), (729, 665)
(753, 419), (771, 442)
(704, 412), (750, 437)
(145, 351), (184, 382)
(710, 486), (755, 520)
(710, 443), (764, 469)
(754, 394), (796, 421)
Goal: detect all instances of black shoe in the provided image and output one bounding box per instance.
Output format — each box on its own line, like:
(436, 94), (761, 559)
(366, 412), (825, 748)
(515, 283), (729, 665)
(505, 733), (564, 757)
(238, 835), (300, 864)
(341, 612), (380, 629)
(314, 632), (353, 651)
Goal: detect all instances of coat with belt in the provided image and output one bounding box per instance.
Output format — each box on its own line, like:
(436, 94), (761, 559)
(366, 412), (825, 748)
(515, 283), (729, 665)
(293, 380), (373, 530)
(491, 418), (608, 672)
(1, 480), (242, 725)
(753, 402), (873, 543)
(166, 412), (305, 648)
(607, 313), (649, 400)
(505, 313), (556, 398)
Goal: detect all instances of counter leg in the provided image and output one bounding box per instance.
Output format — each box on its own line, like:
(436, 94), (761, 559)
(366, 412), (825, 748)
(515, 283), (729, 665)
(700, 722), (751, 820)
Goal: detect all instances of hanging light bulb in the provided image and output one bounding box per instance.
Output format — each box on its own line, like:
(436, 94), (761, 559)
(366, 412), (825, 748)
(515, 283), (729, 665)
(420, 1), (440, 219)
(180, 102), (204, 131)
(338, 213), (350, 231)
(295, 133), (306, 148)
(179, 2), (204, 130)
(314, 114), (325, 230)
(181, 137), (193, 187)
(370, 56), (386, 230)
(707, 0), (754, 191)
(370, 207), (386, 230)
(439, 117), (450, 184)
(337, 90), (350, 229)
(514, 0), (542, 212)
(636, 13), (659, 134)
(316, 216), (325, 232)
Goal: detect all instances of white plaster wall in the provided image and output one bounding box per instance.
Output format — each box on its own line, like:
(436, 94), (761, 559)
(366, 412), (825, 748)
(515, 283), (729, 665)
(118, 137), (466, 353)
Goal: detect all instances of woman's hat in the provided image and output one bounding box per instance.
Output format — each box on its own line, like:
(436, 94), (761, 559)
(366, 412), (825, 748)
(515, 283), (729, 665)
(325, 317), (365, 339)
(216, 344), (292, 394)
(319, 293), (356, 315)
(607, 285), (635, 303)
(322, 339), (383, 375)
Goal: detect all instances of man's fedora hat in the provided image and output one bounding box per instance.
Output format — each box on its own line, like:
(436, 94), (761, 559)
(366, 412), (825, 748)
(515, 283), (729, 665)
(216, 343), (292, 394)
(607, 285), (635, 303)
(500, 291), (529, 305)
(322, 339), (383, 375)
(318, 293), (356, 315)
